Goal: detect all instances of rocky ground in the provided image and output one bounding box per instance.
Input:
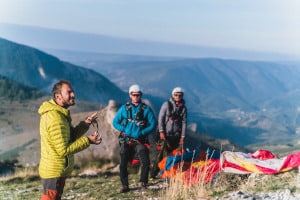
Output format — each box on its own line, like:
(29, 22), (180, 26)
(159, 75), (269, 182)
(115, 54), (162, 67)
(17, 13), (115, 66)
(219, 190), (300, 200)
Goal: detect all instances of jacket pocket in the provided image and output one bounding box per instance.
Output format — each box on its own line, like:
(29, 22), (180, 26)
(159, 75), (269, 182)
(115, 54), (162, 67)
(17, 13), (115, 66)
(65, 156), (69, 168)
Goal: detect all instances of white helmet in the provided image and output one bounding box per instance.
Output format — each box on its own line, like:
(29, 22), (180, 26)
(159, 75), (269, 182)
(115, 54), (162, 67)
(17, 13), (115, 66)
(172, 87), (184, 95)
(129, 84), (142, 94)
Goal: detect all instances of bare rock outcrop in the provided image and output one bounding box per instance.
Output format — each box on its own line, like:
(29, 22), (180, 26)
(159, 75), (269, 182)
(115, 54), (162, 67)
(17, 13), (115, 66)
(74, 100), (121, 165)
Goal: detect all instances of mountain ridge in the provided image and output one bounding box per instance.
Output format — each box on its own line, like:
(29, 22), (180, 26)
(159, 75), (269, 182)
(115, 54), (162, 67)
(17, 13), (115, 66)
(1, 23), (298, 61)
(47, 49), (300, 147)
(0, 37), (127, 104)
(2, 37), (300, 149)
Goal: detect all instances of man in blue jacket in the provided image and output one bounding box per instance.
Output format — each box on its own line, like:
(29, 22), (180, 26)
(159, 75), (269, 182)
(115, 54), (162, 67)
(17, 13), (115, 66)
(113, 84), (156, 193)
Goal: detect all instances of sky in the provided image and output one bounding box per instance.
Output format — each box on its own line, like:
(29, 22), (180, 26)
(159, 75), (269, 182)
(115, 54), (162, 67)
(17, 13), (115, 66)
(0, 0), (300, 57)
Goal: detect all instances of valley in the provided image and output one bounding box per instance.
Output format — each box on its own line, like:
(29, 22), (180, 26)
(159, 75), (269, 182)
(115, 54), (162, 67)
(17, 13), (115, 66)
(1, 37), (300, 166)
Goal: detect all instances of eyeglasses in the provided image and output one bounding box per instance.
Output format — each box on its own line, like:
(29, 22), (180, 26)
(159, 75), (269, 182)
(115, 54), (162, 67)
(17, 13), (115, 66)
(174, 94), (182, 97)
(131, 93), (141, 97)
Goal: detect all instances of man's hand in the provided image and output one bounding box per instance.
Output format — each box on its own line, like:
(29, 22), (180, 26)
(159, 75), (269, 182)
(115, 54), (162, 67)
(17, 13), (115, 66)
(85, 112), (98, 125)
(178, 136), (185, 153)
(179, 136), (184, 145)
(159, 132), (166, 140)
(87, 131), (102, 145)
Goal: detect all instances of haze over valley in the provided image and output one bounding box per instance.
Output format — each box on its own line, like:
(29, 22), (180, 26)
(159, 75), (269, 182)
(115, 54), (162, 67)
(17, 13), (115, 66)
(2, 27), (300, 148)
(1, 24), (300, 166)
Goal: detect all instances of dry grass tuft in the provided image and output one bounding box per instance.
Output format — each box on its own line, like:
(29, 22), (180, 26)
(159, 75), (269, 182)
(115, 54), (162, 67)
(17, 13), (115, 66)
(159, 149), (300, 200)
(0, 166), (39, 183)
(160, 151), (217, 200)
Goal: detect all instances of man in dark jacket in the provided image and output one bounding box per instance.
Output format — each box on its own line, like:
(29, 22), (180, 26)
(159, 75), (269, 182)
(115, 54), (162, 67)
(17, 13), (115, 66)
(150, 86), (187, 179)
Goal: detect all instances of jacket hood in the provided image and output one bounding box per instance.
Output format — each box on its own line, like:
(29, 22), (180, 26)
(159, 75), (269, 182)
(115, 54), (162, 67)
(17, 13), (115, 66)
(38, 99), (70, 117)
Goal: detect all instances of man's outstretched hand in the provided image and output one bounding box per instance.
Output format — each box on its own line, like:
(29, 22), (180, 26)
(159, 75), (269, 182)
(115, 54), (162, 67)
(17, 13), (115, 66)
(85, 112), (98, 125)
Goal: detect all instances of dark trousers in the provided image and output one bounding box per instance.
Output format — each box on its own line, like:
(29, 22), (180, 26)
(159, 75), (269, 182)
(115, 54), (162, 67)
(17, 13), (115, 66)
(41, 177), (66, 200)
(119, 143), (150, 186)
(150, 136), (180, 178)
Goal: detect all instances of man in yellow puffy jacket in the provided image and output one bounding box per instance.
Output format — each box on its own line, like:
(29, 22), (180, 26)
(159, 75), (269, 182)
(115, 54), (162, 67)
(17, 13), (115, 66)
(38, 80), (102, 200)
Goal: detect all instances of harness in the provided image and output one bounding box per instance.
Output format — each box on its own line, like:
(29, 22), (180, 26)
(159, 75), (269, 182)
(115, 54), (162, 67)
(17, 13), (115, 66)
(125, 102), (147, 126)
(119, 102), (150, 148)
(166, 100), (186, 122)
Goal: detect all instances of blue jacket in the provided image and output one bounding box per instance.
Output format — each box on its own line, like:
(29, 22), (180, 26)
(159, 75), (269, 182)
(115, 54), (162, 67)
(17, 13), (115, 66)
(113, 102), (156, 139)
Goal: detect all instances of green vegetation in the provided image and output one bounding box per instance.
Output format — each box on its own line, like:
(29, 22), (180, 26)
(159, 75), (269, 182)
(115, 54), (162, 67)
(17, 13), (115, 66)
(1, 148), (300, 199)
(1, 164), (300, 199)
(0, 75), (46, 101)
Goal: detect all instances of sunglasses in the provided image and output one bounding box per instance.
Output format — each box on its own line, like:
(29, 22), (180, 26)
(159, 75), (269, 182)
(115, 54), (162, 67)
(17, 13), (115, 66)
(131, 93), (141, 97)
(174, 94), (182, 97)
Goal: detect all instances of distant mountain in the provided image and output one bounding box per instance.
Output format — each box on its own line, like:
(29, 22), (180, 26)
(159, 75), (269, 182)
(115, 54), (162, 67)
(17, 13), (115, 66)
(53, 51), (300, 111)
(0, 23), (298, 61)
(0, 37), (127, 104)
(2, 36), (300, 148)
(48, 50), (300, 147)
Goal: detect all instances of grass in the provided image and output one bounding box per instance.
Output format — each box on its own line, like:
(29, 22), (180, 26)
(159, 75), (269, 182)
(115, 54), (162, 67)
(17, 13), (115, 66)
(159, 150), (214, 200)
(2, 143), (300, 200)
(3, 97), (299, 198)
(0, 169), (167, 200)
(1, 163), (300, 200)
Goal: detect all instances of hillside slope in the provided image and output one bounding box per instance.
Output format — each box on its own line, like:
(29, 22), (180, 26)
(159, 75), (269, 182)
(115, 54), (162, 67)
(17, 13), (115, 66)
(2, 37), (300, 148)
(49, 50), (300, 147)
(0, 75), (45, 101)
(0, 37), (127, 104)
(0, 96), (247, 168)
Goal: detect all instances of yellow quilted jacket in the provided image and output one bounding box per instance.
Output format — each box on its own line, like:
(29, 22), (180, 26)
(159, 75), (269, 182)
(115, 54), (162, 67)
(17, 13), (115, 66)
(38, 99), (90, 178)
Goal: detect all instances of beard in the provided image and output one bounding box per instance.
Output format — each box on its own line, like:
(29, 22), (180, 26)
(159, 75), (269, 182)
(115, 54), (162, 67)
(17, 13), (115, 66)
(62, 97), (75, 108)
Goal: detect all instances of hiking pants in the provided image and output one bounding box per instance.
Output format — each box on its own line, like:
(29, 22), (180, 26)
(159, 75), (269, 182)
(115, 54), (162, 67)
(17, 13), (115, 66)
(150, 136), (180, 178)
(120, 143), (150, 186)
(165, 136), (181, 152)
(41, 177), (66, 200)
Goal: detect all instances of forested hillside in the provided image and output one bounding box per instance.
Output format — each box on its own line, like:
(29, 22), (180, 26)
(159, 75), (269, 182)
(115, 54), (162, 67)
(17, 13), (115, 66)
(0, 75), (45, 101)
(0, 37), (127, 104)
